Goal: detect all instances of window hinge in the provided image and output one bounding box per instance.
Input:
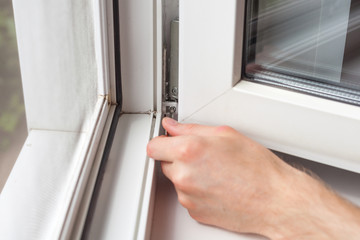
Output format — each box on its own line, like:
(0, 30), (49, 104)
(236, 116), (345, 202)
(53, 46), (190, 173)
(163, 18), (179, 120)
(162, 101), (178, 119)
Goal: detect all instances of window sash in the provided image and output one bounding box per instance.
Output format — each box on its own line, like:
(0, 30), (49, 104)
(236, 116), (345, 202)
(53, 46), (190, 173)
(178, 0), (360, 173)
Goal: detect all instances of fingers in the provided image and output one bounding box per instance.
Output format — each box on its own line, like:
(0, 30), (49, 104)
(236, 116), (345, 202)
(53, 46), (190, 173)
(148, 134), (205, 163)
(162, 117), (217, 137)
(147, 135), (174, 161)
(160, 161), (174, 181)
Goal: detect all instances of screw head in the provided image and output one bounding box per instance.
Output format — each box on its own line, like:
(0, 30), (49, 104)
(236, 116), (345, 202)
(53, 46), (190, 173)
(169, 106), (176, 113)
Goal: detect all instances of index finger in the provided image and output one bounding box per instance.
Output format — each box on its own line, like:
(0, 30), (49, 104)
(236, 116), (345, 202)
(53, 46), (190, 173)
(162, 117), (217, 137)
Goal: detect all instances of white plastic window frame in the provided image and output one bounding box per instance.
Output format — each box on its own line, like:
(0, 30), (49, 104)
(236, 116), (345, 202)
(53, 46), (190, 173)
(178, 0), (360, 173)
(83, 0), (163, 239)
(0, 0), (117, 239)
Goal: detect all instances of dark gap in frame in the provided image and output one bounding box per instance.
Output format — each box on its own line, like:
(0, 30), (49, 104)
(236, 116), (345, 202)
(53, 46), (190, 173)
(81, 0), (123, 238)
(241, 0), (259, 80)
(113, 0), (123, 107)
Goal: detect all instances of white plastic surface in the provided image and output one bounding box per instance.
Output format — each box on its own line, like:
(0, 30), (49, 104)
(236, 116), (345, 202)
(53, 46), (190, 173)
(0, 130), (87, 239)
(93, 0), (114, 98)
(183, 81), (360, 173)
(0, 99), (109, 240)
(70, 106), (116, 240)
(119, 0), (155, 112)
(151, 172), (266, 240)
(137, 113), (162, 240)
(60, 99), (110, 240)
(178, 0), (360, 172)
(150, 157), (360, 240)
(178, 0), (242, 120)
(9, 1), (114, 238)
(13, 0), (100, 132)
(154, 0), (163, 111)
(87, 114), (155, 240)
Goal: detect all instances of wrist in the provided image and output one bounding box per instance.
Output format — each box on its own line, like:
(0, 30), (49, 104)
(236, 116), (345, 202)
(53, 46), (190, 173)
(262, 166), (360, 240)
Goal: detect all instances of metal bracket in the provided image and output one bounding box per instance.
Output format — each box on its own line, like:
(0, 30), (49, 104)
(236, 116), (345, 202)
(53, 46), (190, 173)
(163, 18), (179, 120)
(168, 18), (179, 102)
(162, 101), (178, 119)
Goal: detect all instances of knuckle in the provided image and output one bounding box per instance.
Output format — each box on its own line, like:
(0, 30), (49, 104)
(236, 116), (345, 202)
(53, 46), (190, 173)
(160, 162), (171, 178)
(215, 125), (236, 135)
(172, 172), (190, 191)
(177, 194), (189, 207)
(178, 195), (196, 210)
(174, 175), (199, 196)
(176, 137), (204, 161)
(178, 141), (195, 160)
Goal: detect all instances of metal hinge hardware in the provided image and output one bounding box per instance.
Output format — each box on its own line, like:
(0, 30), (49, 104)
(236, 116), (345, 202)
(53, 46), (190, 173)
(163, 18), (179, 120)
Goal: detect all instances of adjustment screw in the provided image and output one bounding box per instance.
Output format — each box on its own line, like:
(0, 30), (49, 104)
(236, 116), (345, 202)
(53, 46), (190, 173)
(169, 106), (176, 113)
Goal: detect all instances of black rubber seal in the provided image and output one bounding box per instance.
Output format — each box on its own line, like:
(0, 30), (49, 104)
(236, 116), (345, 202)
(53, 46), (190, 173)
(81, 0), (122, 238)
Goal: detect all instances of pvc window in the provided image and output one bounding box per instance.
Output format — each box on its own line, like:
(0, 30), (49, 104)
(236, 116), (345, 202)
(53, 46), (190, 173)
(0, 0), (115, 239)
(178, 0), (360, 173)
(244, 0), (360, 106)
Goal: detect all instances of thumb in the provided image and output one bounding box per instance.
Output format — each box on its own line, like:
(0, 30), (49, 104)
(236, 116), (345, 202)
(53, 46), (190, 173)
(162, 117), (216, 136)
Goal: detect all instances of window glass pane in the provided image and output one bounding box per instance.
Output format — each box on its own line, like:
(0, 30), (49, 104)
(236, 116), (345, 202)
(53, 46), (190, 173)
(0, 0), (27, 192)
(0, 0), (106, 238)
(244, 0), (360, 105)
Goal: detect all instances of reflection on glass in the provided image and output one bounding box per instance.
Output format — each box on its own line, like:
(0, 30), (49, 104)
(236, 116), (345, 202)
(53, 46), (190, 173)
(245, 0), (360, 104)
(0, 1), (27, 192)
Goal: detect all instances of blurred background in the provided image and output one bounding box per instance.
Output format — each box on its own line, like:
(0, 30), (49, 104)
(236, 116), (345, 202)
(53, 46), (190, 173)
(0, 0), (27, 193)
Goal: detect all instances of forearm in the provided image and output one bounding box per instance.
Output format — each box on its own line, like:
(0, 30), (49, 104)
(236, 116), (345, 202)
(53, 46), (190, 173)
(263, 168), (360, 240)
(147, 119), (360, 239)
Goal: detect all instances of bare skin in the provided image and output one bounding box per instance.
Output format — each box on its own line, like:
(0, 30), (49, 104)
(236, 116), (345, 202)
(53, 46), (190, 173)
(147, 117), (360, 239)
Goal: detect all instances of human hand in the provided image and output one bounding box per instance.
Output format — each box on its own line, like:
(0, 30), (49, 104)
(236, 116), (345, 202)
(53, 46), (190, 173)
(147, 118), (360, 239)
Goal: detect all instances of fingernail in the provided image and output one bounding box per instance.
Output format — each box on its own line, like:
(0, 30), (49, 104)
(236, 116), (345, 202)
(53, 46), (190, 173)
(165, 117), (178, 126)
